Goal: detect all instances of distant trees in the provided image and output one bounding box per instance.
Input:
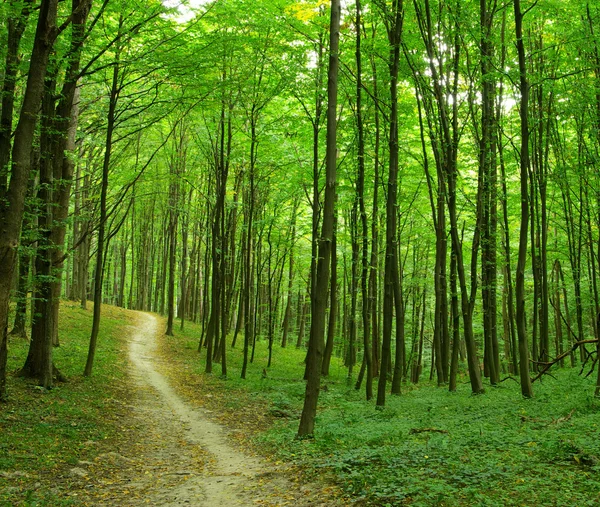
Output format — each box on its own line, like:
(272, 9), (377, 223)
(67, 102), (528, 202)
(2, 0), (600, 442)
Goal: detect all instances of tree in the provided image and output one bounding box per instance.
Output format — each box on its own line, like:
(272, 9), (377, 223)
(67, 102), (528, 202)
(20, 0), (93, 386)
(375, 0), (404, 408)
(298, 0), (340, 438)
(0, 0), (60, 399)
(513, 0), (534, 398)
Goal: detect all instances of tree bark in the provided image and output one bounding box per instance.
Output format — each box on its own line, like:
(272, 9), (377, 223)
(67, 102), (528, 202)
(0, 0), (34, 193)
(376, 0), (404, 408)
(513, 0), (534, 398)
(0, 0), (59, 399)
(321, 214), (337, 376)
(356, 0), (372, 400)
(297, 0), (340, 437)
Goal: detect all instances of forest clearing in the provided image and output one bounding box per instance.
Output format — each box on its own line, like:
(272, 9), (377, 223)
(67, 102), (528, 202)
(2, 0), (600, 505)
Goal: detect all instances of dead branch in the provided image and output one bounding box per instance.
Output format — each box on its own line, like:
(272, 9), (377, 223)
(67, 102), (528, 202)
(551, 409), (575, 425)
(409, 428), (449, 435)
(531, 339), (598, 383)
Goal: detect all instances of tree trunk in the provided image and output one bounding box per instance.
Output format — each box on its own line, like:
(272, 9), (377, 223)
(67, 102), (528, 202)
(356, 0), (372, 400)
(321, 215), (337, 376)
(84, 14), (122, 378)
(297, 0), (340, 437)
(0, 0), (33, 192)
(376, 0), (404, 408)
(0, 0), (59, 399)
(513, 0), (534, 398)
(480, 0), (500, 385)
(166, 125), (182, 336)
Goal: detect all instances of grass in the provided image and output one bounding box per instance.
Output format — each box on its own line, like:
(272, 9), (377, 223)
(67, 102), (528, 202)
(162, 319), (600, 506)
(0, 301), (136, 507)
(3, 305), (600, 506)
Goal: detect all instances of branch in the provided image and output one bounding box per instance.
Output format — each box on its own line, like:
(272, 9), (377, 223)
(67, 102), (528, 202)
(409, 428), (449, 435)
(531, 339), (598, 383)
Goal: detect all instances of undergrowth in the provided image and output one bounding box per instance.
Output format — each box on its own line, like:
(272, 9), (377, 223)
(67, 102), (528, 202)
(0, 301), (135, 507)
(4, 304), (599, 507)
(165, 319), (600, 506)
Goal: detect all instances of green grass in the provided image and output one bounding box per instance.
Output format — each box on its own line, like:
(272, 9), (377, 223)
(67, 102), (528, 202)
(165, 320), (600, 506)
(0, 301), (135, 507)
(5, 305), (599, 506)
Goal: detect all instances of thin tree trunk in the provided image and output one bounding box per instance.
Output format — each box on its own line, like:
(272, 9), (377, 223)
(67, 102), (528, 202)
(298, 0), (339, 437)
(513, 0), (534, 398)
(356, 0), (372, 400)
(84, 14), (122, 378)
(322, 214), (337, 376)
(376, 0), (404, 409)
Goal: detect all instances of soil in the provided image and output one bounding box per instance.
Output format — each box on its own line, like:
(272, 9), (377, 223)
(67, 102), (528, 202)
(71, 312), (345, 506)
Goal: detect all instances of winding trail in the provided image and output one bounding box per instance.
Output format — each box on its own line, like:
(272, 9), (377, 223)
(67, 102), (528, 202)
(128, 312), (264, 506)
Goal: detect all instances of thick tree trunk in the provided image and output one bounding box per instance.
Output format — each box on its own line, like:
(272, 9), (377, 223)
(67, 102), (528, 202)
(0, 0), (59, 399)
(0, 0), (33, 192)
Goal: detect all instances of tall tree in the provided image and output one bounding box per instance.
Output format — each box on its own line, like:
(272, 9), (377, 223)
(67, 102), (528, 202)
(298, 0), (340, 438)
(0, 0), (60, 399)
(513, 0), (534, 398)
(375, 0), (404, 408)
(84, 13), (123, 377)
(20, 0), (93, 386)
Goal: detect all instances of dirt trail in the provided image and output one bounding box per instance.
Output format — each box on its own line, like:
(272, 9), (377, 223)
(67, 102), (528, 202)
(128, 312), (262, 506)
(120, 312), (338, 507)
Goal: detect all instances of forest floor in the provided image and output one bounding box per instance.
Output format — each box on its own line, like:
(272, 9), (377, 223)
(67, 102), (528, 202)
(76, 311), (343, 506)
(0, 306), (346, 506)
(5, 303), (600, 506)
(78, 314), (339, 507)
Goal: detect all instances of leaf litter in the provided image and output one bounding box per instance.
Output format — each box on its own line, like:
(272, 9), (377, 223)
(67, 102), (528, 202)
(76, 312), (346, 506)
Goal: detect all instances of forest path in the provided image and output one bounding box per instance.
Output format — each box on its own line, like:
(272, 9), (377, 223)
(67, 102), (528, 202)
(109, 311), (334, 507)
(127, 312), (260, 506)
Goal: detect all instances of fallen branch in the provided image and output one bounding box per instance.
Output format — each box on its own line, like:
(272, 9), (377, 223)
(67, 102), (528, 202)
(409, 428), (449, 435)
(521, 409), (575, 429)
(531, 339), (598, 383)
(551, 408), (575, 425)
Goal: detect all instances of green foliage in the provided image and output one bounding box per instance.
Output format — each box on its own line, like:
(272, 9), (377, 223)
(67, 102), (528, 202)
(274, 371), (600, 506)
(0, 302), (134, 507)
(166, 317), (600, 506)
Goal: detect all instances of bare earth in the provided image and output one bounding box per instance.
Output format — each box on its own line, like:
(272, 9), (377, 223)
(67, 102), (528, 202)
(79, 312), (343, 506)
